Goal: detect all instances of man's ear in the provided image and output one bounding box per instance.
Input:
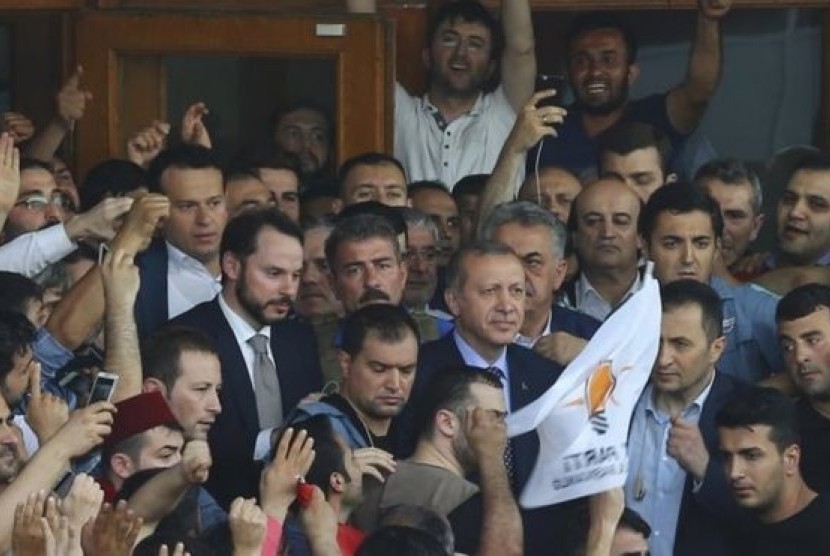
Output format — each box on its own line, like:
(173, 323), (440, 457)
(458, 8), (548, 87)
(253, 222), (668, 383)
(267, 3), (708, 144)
(552, 257), (568, 293)
(783, 444), (801, 475)
(627, 63), (640, 87)
(221, 252), (241, 282)
(336, 350), (352, 382)
(709, 335), (726, 365)
(435, 408), (460, 439)
(750, 214), (765, 242)
(110, 453), (135, 481)
(142, 377), (168, 397)
(445, 288), (461, 318)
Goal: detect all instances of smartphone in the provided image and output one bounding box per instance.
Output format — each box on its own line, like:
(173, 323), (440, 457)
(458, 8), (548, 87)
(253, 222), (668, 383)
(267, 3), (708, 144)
(535, 74), (566, 108)
(87, 372), (119, 405)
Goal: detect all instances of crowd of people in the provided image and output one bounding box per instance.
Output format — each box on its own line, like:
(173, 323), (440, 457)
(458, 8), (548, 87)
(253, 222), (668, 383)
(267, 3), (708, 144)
(0, 0), (828, 554)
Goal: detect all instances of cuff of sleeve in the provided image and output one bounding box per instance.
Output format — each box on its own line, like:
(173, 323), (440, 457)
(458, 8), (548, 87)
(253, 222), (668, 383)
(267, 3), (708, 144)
(254, 428), (276, 461)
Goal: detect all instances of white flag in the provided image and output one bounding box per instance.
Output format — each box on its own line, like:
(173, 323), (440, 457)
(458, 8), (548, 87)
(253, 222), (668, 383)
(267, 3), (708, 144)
(507, 264), (661, 508)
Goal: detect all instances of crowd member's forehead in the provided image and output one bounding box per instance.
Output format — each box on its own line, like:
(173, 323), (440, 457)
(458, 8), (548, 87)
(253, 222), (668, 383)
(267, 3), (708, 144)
(573, 178), (640, 218)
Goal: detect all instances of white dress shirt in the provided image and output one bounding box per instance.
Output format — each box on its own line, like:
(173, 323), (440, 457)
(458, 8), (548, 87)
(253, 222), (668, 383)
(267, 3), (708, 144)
(0, 225), (76, 277)
(217, 293), (279, 460)
(166, 242), (221, 319)
(575, 271), (642, 322)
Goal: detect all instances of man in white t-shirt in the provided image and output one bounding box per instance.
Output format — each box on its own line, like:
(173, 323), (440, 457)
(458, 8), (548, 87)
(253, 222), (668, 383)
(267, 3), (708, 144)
(347, 0), (536, 188)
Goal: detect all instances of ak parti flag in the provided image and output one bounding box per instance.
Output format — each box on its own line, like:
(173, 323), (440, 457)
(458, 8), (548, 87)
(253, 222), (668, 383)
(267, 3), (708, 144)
(506, 264), (661, 508)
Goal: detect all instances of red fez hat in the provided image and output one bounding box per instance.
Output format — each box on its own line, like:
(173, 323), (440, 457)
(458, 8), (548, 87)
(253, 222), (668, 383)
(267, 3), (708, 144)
(103, 391), (179, 451)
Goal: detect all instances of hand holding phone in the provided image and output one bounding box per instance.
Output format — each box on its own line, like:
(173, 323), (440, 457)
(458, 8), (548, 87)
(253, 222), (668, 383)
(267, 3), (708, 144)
(87, 371), (119, 406)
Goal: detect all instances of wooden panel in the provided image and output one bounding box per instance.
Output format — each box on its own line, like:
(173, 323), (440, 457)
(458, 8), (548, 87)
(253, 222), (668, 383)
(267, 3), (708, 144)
(0, 0), (81, 8)
(822, 9), (830, 150)
(93, 0), (425, 10)
(73, 12), (390, 178)
(118, 56), (166, 157)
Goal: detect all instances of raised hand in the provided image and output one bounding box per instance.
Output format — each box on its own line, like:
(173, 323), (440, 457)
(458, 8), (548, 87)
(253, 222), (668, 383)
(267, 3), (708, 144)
(667, 416), (710, 481)
(101, 248), (140, 311)
(180, 102), (211, 149)
(0, 132), (20, 215)
(81, 500), (142, 556)
(12, 491), (49, 556)
(61, 473), (105, 532)
(352, 447), (396, 482)
(465, 406), (508, 464)
(25, 361), (70, 443)
(180, 439), (212, 484)
(43, 495), (83, 556)
(3, 112), (35, 144)
(56, 66), (92, 126)
(260, 427), (315, 520)
(228, 497), (267, 556)
(126, 120), (170, 169)
(64, 196), (134, 243)
(51, 401), (116, 459)
(699, 0), (732, 19)
(110, 193), (170, 256)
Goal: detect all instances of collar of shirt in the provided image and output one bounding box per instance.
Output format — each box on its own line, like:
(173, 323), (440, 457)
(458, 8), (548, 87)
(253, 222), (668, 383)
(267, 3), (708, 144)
(514, 310), (552, 348)
(576, 271), (641, 311)
(643, 374), (715, 425)
(166, 242), (219, 279)
(453, 329), (508, 372)
(217, 293), (272, 385)
(422, 91), (486, 127)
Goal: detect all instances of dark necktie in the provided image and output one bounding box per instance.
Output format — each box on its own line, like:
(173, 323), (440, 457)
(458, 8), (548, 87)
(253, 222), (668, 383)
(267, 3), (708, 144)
(485, 366), (516, 486)
(247, 334), (283, 429)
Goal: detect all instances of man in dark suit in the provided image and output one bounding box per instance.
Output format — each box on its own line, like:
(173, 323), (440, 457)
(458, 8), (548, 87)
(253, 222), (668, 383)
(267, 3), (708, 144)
(172, 208), (323, 509)
(136, 145), (228, 339)
(625, 279), (744, 556)
(409, 240), (566, 555)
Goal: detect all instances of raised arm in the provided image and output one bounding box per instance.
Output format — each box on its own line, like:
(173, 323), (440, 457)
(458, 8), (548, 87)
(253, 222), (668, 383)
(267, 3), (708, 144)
(500, 0), (536, 112)
(476, 91), (562, 235)
(26, 66), (92, 162)
(101, 248), (142, 402)
(666, 0), (732, 134)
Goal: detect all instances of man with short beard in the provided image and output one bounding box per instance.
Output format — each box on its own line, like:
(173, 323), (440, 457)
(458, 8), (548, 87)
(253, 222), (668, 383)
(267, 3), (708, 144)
(172, 207), (323, 508)
(0, 395), (25, 490)
(529, 1), (731, 183)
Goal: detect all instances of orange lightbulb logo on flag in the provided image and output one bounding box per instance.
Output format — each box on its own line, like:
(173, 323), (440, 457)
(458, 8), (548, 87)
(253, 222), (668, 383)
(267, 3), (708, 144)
(585, 360), (616, 434)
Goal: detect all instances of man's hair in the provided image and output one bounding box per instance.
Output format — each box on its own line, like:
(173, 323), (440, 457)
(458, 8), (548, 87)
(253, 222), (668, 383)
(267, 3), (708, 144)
(452, 174), (489, 201)
(661, 279), (724, 343)
(408, 181), (451, 198)
(566, 12), (638, 65)
(598, 121), (672, 174)
(694, 158), (763, 216)
(619, 507), (652, 538)
(146, 145), (222, 195)
(379, 505), (455, 555)
(716, 386), (801, 453)
(400, 208), (440, 243)
(20, 158), (55, 175)
(639, 182), (723, 242)
(0, 272), (42, 316)
(103, 423), (183, 463)
(776, 283), (830, 324)
(0, 310), (35, 381)
(271, 99), (334, 141)
(80, 159), (147, 212)
(325, 213), (402, 275)
(445, 240), (517, 292)
(338, 152), (407, 197)
(426, 0), (503, 64)
(480, 201), (567, 260)
(285, 415), (349, 497)
(568, 506), (651, 556)
(415, 366), (502, 441)
(356, 525), (449, 556)
(786, 151), (830, 181)
(140, 326), (218, 393)
(340, 304), (420, 358)
(220, 207), (303, 282)
(223, 167), (263, 186)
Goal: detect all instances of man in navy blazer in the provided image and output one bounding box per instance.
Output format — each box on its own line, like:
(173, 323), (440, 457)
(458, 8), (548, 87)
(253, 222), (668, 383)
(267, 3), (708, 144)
(172, 208), (322, 509)
(625, 280), (745, 556)
(136, 145), (228, 339)
(409, 240), (568, 555)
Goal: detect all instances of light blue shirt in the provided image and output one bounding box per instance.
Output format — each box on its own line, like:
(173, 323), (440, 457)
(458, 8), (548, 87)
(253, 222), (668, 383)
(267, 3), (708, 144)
(710, 276), (782, 382)
(453, 330), (510, 411)
(625, 380), (713, 556)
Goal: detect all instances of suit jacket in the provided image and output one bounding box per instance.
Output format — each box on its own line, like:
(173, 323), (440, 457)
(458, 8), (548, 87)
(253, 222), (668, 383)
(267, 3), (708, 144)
(413, 333), (572, 555)
(171, 298), (323, 509)
(674, 371), (749, 556)
(135, 239), (169, 340)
